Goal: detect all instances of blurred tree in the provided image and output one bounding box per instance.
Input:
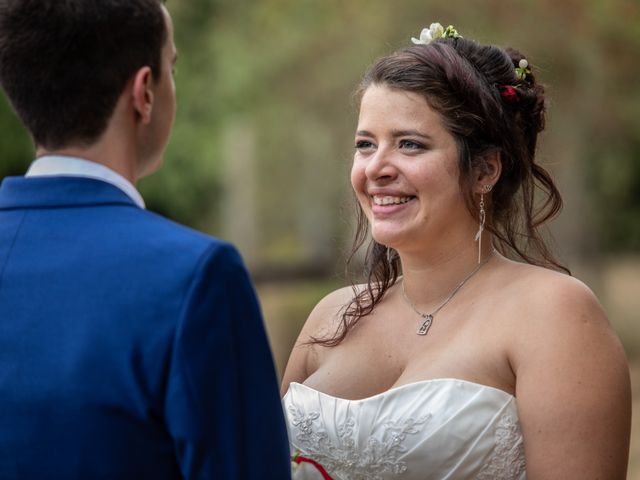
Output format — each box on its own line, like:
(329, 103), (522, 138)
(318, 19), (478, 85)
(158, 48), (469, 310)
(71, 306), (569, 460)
(1, 0), (639, 264)
(581, 0), (640, 253)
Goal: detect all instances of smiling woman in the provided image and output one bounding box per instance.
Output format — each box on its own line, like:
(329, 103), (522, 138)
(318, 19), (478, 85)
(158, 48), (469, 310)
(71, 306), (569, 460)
(281, 22), (631, 480)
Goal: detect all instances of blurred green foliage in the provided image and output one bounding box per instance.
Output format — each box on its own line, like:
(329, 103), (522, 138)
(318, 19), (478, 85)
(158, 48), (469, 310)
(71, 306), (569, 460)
(1, 0), (639, 263)
(0, 95), (32, 177)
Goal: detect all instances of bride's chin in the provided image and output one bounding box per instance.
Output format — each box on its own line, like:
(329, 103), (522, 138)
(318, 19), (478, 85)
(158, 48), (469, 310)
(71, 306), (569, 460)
(370, 231), (404, 250)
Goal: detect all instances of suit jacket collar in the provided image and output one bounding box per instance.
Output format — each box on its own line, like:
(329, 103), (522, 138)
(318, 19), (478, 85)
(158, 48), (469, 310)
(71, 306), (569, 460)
(0, 176), (139, 210)
(26, 156), (145, 208)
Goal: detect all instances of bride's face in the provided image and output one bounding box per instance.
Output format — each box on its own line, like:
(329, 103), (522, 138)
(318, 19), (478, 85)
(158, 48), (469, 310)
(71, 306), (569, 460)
(351, 84), (474, 253)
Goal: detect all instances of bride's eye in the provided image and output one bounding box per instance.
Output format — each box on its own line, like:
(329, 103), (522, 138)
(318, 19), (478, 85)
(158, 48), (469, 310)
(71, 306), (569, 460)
(399, 139), (425, 151)
(355, 140), (376, 152)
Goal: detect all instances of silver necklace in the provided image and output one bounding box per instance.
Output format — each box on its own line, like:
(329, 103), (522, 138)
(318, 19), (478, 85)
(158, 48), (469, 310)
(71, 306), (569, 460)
(401, 251), (495, 336)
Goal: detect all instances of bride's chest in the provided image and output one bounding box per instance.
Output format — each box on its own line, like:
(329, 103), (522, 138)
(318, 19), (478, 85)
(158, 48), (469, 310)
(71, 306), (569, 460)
(305, 325), (513, 400)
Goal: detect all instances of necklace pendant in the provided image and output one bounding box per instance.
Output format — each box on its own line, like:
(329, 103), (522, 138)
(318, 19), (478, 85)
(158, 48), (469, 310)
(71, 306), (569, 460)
(417, 314), (433, 336)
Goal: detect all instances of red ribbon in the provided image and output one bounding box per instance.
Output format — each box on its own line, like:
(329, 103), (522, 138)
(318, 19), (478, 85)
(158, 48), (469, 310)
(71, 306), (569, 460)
(294, 454), (333, 480)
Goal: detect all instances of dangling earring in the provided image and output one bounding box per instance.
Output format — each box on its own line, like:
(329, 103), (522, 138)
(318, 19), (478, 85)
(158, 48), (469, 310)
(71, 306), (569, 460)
(474, 185), (492, 264)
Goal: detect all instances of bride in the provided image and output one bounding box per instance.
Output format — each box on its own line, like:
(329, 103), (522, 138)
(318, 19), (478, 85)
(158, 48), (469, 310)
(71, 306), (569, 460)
(282, 24), (631, 480)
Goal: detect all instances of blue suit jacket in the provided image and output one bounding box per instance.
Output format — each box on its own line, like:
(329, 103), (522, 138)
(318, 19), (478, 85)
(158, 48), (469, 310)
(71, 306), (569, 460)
(0, 176), (291, 479)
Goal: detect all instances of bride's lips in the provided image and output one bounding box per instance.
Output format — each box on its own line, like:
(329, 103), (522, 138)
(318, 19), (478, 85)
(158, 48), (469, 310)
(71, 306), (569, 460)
(369, 192), (417, 215)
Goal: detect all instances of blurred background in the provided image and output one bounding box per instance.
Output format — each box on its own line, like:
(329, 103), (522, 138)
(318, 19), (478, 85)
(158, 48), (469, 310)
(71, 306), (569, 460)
(1, 0), (638, 476)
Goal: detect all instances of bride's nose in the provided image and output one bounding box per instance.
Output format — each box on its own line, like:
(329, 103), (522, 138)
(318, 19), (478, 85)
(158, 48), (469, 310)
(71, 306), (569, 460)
(365, 147), (398, 182)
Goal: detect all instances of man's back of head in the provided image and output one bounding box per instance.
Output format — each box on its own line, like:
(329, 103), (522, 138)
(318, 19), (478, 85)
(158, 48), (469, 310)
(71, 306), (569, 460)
(0, 0), (169, 161)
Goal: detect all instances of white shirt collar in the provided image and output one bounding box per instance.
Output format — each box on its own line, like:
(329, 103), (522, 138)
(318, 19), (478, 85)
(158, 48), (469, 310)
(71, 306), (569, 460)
(25, 155), (145, 209)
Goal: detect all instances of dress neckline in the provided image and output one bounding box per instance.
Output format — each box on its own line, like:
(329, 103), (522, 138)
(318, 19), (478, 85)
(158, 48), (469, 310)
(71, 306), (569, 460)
(286, 377), (516, 403)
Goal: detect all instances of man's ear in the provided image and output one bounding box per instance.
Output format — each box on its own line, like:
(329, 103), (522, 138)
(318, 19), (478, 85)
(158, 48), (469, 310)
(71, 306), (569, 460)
(131, 66), (154, 125)
(474, 149), (502, 193)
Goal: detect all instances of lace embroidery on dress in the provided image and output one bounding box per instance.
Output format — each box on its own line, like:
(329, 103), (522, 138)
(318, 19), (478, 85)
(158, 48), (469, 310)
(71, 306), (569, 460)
(288, 403), (430, 480)
(476, 414), (526, 480)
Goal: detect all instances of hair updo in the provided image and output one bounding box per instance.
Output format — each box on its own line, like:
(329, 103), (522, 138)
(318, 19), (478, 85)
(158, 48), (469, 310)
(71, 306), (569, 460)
(316, 36), (567, 347)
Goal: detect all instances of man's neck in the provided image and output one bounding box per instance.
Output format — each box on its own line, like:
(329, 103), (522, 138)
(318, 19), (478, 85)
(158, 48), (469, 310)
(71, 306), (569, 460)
(36, 145), (138, 185)
(33, 77), (162, 185)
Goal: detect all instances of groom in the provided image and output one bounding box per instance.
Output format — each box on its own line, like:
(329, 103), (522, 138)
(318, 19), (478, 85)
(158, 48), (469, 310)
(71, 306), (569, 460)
(0, 1), (290, 479)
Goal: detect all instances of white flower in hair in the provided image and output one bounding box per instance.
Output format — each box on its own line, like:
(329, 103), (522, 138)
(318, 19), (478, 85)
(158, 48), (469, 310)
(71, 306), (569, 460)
(411, 23), (444, 44)
(515, 58), (531, 80)
(411, 22), (460, 45)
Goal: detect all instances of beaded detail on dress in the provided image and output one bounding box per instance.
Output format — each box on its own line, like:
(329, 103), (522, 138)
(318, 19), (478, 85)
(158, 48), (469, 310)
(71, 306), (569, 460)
(288, 403), (430, 479)
(477, 415), (526, 480)
(283, 379), (527, 480)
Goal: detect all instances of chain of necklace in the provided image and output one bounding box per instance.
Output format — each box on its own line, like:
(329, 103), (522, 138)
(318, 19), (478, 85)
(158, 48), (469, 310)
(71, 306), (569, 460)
(401, 250), (495, 336)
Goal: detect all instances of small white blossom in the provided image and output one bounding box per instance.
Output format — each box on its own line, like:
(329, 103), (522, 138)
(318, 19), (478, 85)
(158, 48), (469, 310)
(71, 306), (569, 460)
(411, 22), (444, 45)
(428, 22), (445, 41)
(515, 58), (531, 80)
(411, 27), (432, 45)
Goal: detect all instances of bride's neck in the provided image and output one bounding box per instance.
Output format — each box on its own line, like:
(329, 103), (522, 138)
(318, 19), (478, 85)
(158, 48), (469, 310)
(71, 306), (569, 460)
(399, 234), (495, 306)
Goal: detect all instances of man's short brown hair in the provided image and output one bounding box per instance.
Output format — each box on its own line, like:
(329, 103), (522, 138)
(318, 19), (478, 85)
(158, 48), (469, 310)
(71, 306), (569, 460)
(0, 0), (167, 149)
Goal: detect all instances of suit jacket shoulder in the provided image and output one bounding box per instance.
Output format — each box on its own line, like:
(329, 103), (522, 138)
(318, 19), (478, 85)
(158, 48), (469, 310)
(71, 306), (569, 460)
(0, 176), (291, 479)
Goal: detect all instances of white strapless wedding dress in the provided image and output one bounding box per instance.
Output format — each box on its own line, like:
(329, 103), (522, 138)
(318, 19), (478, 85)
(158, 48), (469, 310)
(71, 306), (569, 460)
(283, 378), (526, 480)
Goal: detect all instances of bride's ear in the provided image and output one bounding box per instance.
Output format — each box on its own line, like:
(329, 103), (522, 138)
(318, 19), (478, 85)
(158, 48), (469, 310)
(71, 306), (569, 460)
(473, 150), (502, 193)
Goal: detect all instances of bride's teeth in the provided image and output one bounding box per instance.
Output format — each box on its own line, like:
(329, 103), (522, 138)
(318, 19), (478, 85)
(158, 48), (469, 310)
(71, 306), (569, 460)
(373, 196), (412, 205)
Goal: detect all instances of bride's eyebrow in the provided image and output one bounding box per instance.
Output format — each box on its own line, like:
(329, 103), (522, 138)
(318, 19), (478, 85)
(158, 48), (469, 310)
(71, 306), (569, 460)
(391, 129), (433, 141)
(355, 130), (374, 138)
(355, 129), (433, 141)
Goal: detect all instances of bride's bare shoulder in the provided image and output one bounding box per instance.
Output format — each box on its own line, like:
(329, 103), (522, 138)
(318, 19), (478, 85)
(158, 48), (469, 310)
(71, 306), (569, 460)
(302, 284), (365, 334)
(498, 260), (631, 477)
(494, 258), (626, 373)
(280, 284), (363, 393)
(496, 260), (603, 321)
(498, 258), (628, 403)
